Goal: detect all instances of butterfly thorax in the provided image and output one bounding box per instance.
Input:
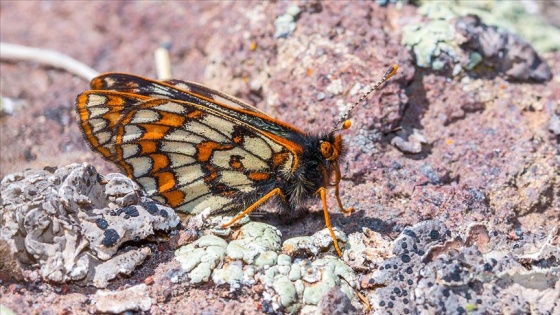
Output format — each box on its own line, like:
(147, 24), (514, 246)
(280, 132), (344, 211)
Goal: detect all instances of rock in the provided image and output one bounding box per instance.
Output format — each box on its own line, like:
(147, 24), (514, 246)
(0, 164), (179, 286)
(91, 247), (152, 288)
(317, 286), (358, 315)
(94, 284), (152, 313)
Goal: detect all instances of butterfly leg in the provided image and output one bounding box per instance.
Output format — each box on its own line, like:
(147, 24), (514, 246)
(334, 183), (354, 215)
(222, 187), (284, 228)
(330, 162), (353, 215)
(317, 187), (343, 257)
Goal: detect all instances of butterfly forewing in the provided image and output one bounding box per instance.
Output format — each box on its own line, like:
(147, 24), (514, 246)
(164, 79), (266, 114)
(76, 74), (299, 214)
(90, 73), (306, 141)
(92, 73), (262, 113)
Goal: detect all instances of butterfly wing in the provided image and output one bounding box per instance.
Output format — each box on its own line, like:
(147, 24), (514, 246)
(76, 74), (302, 214)
(89, 73), (308, 142)
(91, 72), (267, 113)
(164, 79), (267, 114)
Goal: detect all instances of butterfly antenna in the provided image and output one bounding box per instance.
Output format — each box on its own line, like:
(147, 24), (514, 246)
(333, 64), (398, 131)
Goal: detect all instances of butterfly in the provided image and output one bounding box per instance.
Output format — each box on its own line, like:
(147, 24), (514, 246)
(75, 65), (397, 256)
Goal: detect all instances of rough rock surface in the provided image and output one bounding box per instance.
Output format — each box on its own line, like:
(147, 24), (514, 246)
(0, 163), (179, 287)
(1, 1), (559, 314)
(401, 3), (552, 81)
(94, 284), (152, 313)
(172, 216), (559, 314)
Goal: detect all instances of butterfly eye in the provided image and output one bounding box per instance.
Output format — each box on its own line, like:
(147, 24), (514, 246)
(320, 141), (335, 161)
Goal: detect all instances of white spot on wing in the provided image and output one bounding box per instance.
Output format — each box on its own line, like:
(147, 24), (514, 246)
(161, 141), (196, 156)
(154, 101), (186, 114)
(102, 77), (116, 88)
(87, 94), (108, 106)
(164, 129), (204, 143)
(130, 109), (161, 124)
(185, 195), (231, 214)
(137, 176), (157, 195)
(177, 179), (211, 208)
(89, 118), (108, 133)
(200, 114), (235, 137)
(153, 85), (174, 98)
(121, 144), (140, 159)
(174, 164), (204, 185)
(186, 121), (228, 142)
(122, 125), (143, 142)
(127, 156), (152, 177)
(220, 170), (254, 190)
(96, 131), (113, 145)
(168, 153), (196, 167)
(88, 106), (110, 118)
(212, 147), (268, 170)
(244, 136), (272, 160)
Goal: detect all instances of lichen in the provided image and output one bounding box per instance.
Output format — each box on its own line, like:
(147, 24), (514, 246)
(364, 221), (560, 314)
(174, 220), (360, 313)
(402, 2), (552, 82)
(0, 163), (179, 287)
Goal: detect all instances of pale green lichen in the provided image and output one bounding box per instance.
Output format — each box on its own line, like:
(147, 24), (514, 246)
(174, 235), (227, 284)
(254, 251), (278, 267)
(416, 0), (560, 53)
(174, 219), (360, 313)
(283, 236), (319, 256)
(402, 1), (556, 78)
(466, 51), (483, 70)
(225, 222), (282, 264)
(272, 275), (297, 309)
(401, 18), (460, 70)
(274, 4), (301, 39)
(282, 227), (347, 256)
(211, 261), (244, 289)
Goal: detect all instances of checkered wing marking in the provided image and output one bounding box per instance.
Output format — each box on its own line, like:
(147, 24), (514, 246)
(90, 73), (305, 141)
(91, 72), (265, 113)
(76, 90), (296, 214)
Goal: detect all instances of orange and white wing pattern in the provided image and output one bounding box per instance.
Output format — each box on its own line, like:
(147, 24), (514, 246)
(90, 72), (266, 113)
(76, 65), (398, 257)
(76, 74), (297, 214)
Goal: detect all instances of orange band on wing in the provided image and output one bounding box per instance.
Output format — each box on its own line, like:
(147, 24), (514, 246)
(158, 111), (186, 127)
(261, 131), (302, 170)
(160, 189), (184, 208)
(247, 172), (270, 181)
(196, 141), (234, 162)
(151, 153), (170, 172)
(139, 141), (157, 154)
(156, 171), (176, 193)
(139, 124), (171, 140)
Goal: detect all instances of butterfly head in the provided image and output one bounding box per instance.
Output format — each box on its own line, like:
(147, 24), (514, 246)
(319, 132), (346, 188)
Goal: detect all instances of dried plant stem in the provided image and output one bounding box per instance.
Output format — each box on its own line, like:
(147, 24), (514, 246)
(154, 46), (172, 80)
(0, 42), (99, 81)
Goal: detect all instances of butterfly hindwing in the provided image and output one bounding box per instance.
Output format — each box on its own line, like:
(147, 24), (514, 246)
(76, 75), (299, 214)
(76, 91), (152, 160)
